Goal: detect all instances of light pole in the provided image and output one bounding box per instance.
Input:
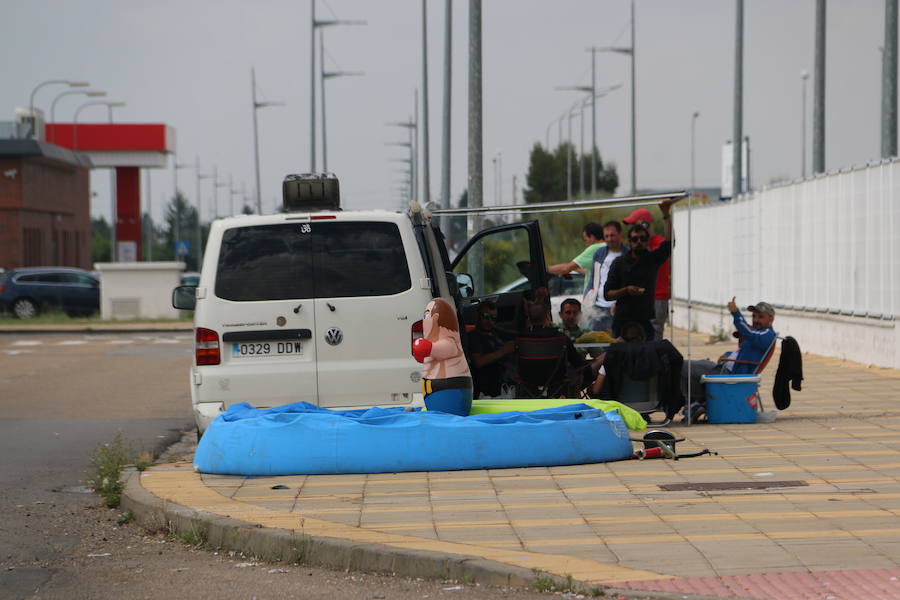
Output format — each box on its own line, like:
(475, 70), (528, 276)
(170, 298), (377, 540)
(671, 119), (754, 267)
(214, 172), (229, 218)
(172, 156), (193, 256)
(49, 90), (106, 143)
(686, 110), (700, 422)
(387, 118), (418, 203)
(310, 3), (366, 172)
(251, 67), (283, 215)
(800, 70), (809, 178)
(73, 100), (125, 150)
(195, 158), (213, 267)
(28, 79), (90, 138)
(319, 30), (363, 172)
(594, 0), (636, 192)
(386, 138), (416, 203)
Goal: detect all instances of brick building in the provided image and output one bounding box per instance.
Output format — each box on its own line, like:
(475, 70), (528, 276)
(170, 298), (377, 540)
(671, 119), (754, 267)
(0, 139), (92, 271)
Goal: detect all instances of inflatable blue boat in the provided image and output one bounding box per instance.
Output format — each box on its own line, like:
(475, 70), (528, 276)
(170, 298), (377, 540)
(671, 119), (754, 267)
(194, 402), (633, 476)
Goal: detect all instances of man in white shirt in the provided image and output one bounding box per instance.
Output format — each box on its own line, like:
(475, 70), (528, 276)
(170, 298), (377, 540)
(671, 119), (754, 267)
(583, 221), (626, 332)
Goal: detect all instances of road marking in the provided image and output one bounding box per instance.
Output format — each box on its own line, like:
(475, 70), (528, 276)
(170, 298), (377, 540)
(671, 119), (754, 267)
(11, 340), (41, 346)
(3, 349), (34, 355)
(55, 340), (87, 345)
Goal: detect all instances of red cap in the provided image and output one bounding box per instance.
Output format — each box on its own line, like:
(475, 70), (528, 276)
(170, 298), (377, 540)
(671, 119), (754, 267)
(623, 208), (653, 224)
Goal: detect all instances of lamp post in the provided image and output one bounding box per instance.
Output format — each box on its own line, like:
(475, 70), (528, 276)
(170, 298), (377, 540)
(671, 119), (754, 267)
(73, 100), (125, 150)
(251, 67), (283, 215)
(319, 29), (363, 172)
(310, 2), (366, 172)
(172, 156), (193, 257)
(214, 171), (229, 219)
(28, 79), (90, 138)
(49, 90), (106, 142)
(195, 158), (213, 266)
(387, 118), (418, 203)
(800, 70), (809, 178)
(593, 0), (636, 193)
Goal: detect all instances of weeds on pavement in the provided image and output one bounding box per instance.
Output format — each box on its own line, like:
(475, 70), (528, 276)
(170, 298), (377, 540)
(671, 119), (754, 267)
(88, 431), (133, 508)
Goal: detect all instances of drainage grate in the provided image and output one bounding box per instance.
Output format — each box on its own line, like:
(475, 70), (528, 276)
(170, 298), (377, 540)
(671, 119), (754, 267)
(659, 480), (808, 491)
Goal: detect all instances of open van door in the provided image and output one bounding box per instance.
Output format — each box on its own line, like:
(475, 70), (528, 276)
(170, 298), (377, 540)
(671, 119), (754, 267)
(450, 221), (548, 333)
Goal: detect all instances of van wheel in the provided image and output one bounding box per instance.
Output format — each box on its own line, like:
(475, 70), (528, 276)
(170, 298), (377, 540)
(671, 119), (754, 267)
(12, 298), (38, 319)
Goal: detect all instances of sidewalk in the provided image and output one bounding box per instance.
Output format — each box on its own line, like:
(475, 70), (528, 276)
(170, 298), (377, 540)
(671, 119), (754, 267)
(0, 320), (193, 334)
(124, 329), (900, 599)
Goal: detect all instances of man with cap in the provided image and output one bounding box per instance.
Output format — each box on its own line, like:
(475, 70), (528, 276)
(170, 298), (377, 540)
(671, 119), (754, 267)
(622, 207), (671, 340)
(680, 297), (778, 419)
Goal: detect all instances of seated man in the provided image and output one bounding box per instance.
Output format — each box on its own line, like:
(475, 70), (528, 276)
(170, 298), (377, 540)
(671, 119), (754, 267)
(555, 298), (589, 341)
(466, 300), (516, 398)
(522, 303), (603, 394)
(681, 298), (778, 419)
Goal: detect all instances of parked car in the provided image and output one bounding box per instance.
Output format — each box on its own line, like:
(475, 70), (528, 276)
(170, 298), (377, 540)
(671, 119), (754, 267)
(173, 173), (549, 433)
(0, 267), (100, 318)
(497, 272), (585, 322)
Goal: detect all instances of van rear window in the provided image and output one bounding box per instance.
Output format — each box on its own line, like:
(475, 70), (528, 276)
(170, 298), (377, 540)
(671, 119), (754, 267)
(215, 221), (411, 301)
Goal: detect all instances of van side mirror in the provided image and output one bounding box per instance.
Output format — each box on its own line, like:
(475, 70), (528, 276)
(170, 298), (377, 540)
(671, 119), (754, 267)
(455, 273), (474, 298)
(172, 285), (197, 311)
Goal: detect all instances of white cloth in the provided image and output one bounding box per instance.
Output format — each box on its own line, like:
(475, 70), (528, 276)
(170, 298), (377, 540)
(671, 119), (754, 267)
(593, 249), (623, 309)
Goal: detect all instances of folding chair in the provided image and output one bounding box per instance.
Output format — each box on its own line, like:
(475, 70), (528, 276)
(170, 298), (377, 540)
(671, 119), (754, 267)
(514, 335), (572, 398)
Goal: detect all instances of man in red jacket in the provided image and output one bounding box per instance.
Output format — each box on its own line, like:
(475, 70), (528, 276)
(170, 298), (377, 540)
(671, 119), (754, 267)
(623, 207), (671, 340)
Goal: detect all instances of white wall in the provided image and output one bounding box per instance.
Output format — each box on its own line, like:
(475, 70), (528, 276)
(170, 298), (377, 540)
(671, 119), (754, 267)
(94, 261), (185, 320)
(671, 158), (900, 369)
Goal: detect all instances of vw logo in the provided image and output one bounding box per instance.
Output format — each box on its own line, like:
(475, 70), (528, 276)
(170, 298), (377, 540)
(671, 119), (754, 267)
(325, 328), (343, 346)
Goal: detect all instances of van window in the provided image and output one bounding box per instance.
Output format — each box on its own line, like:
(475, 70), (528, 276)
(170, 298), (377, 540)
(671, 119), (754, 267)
(215, 221), (411, 301)
(216, 224), (314, 301)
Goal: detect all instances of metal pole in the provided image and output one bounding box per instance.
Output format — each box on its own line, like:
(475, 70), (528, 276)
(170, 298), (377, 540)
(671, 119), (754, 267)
(687, 112), (699, 425)
(813, 0), (826, 174)
(883, 0), (898, 158)
(146, 170), (152, 261)
(108, 104), (117, 262)
(252, 67), (263, 214)
(196, 156), (203, 266)
(629, 0), (637, 194)
(579, 100), (586, 196)
(310, 0), (317, 172)
(213, 166), (219, 218)
(414, 89), (419, 203)
(733, 0), (743, 197)
(229, 175), (235, 215)
(591, 48), (597, 195)
(421, 0), (431, 206)
(320, 29), (328, 172)
(441, 0), (452, 211)
(567, 109), (574, 200)
(173, 152), (180, 246)
(801, 71), (809, 177)
(468, 0), (483, 289)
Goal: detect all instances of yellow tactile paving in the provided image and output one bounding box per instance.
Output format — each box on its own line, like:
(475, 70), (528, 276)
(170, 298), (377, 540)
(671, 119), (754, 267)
(137, 330), (900, 582)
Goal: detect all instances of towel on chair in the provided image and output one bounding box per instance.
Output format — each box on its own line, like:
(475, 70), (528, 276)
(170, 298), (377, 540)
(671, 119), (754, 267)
(772, 336), (803, 410)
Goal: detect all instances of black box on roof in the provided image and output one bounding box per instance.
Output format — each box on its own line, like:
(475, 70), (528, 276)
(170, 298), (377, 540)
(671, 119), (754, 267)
(282, 173), (341, 212)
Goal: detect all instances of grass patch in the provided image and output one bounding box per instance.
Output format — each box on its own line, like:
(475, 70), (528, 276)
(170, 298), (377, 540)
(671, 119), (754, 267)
(176, 522), (210, 547)
(88, 431), (133, 508)
(116, 511), (135, 525)
(531, 570), (582, 594)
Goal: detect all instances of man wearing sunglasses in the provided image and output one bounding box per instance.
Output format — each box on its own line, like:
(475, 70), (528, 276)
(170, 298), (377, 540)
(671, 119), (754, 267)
(466, 301), (516, 398)
(603, 200), (676, 340)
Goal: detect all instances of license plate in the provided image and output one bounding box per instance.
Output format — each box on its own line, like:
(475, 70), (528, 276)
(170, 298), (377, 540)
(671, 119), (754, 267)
(231, 341), (303, 358)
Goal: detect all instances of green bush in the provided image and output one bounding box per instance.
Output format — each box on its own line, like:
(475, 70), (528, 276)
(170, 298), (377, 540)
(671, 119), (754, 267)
(88, 431), (133, 508)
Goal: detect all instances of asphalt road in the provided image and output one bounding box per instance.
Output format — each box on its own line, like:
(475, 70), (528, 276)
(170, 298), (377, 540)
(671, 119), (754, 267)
(0, 332), (569, 600)
(0, 331), (194, 599)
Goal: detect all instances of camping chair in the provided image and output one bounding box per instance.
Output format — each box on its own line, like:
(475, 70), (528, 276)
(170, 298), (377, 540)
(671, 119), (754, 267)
(514, 335), (572, 398)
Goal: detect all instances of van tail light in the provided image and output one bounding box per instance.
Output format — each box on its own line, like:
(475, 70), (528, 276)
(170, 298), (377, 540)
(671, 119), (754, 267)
(411, 320), (423, 357)
(195, 327), (221, 365)
(0, 285), (5, 293)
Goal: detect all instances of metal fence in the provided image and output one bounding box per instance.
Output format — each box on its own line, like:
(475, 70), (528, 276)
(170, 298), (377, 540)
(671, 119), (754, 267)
(672, 159), (900, 320)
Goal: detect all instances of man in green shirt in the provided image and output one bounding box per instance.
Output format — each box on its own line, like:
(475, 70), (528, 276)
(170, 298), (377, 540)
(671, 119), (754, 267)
(546, 222), (604, 296)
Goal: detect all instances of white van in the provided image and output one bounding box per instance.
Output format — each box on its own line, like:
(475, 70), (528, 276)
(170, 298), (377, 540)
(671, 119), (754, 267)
(174, 174), (548, 433)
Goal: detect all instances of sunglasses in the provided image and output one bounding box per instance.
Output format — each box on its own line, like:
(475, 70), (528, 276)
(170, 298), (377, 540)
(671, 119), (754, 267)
(629, 236), (649, 243)
(480, 312), (497, 320)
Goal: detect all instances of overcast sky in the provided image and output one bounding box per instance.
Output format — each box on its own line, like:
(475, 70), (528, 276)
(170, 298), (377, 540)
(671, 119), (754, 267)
(2, 0), (889, 223)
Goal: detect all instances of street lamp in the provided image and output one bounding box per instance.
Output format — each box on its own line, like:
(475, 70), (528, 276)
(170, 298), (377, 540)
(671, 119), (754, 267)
(72, 100), (125, 150)
(251, 67), (283, 215)
(172, 156), (194, 254)
(386, 138), (416, 203)
(213, 169), (229, 219)
(195, 158), (213, 266)
(49, 89), (106, 143)
(800, 70), (809, 178)
(310, 1), (366, 171)
(593, 0), (637, 193)
(28, 79), (90, 138)
(320, 27), (363, 172)
(387, 117), (418, 202)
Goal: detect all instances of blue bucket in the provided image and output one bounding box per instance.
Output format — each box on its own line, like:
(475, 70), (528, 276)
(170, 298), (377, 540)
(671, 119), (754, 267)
(700, 374), (760, 424)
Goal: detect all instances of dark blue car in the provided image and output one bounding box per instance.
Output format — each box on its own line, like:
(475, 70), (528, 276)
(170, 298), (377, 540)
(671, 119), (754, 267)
(0, 267), (100, 318)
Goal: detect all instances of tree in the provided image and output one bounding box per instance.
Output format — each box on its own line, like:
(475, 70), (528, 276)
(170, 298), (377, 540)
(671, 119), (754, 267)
(91, 217), (111, 263)
(523, 142), (618, 204)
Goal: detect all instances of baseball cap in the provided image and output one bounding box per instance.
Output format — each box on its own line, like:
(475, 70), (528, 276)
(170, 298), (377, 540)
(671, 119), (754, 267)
(623, 208), (653, 224)
(746, 301), (775, 316)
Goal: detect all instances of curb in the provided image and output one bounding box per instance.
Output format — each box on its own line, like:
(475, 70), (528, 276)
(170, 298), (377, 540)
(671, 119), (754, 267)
(120, 469), (722, 599)
(0, 325), (192, 334)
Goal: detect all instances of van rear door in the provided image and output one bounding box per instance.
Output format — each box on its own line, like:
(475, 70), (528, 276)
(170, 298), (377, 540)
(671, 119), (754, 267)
(206, 222), (319, 408)
(312, 220), (424, 408)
